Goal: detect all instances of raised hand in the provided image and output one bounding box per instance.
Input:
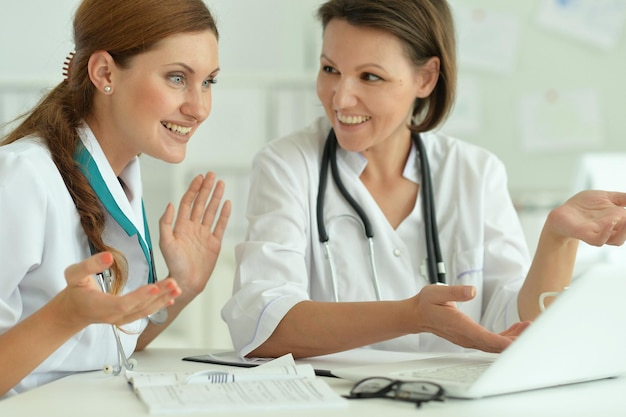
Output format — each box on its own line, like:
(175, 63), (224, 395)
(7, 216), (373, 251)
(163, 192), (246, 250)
(158, 172), (231, 296)
(546, 190), (626, 247)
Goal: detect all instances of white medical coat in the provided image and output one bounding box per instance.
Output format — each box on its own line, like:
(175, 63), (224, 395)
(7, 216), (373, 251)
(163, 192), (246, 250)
(0, 126), (151, 396)
(222, 117), (531, 356)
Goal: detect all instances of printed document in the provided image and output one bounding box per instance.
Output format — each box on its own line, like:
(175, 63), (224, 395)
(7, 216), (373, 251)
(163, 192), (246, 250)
(125, 354), (347, 414)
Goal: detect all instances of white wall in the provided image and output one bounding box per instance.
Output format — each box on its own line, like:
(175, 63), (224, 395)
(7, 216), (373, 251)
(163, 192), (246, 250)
(4, 1), (626, 194)
(2, 0), (626, 349)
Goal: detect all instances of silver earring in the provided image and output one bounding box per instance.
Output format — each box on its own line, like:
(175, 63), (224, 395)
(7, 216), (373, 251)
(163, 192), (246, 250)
(104, 86), (112, 93)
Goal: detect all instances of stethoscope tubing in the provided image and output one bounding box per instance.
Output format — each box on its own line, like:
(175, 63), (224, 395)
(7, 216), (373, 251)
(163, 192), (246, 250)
(414, 131), (446, 284)
(87, 239), (165, 375)
(94, 269), (136, 375)
(317, 129), (446, 301)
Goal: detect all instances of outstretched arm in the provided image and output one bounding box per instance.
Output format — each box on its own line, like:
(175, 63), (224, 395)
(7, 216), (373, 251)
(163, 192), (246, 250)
(251, 285), (529, 359)
(519, 190), (626, 321)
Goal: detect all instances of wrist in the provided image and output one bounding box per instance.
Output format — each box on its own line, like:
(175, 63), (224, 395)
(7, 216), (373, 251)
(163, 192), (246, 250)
(397, 297), (423, 335)
(42, 291), (89, 336)
(169, 279), (201, 304)
(541, 209), (580, 248)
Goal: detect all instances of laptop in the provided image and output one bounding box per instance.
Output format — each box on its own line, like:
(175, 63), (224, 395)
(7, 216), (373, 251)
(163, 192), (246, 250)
(332, 263), (626, 398)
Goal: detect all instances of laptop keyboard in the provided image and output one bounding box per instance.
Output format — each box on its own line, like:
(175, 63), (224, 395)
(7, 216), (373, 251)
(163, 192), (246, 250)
(394, 361), (492, 383)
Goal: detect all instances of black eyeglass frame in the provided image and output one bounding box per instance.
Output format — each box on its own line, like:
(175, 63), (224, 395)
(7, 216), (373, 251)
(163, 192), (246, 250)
(343, 377), (445, 408)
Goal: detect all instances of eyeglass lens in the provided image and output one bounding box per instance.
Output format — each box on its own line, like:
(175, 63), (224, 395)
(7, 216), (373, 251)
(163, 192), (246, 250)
(350, 377), (443, 403)
(394, 381), (444, 401)
(351, 377), (395, 397)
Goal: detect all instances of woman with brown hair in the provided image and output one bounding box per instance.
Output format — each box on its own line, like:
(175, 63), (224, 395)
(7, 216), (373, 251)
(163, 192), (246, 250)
(0, 0), (230, 397)
(222, 0), (626, 359)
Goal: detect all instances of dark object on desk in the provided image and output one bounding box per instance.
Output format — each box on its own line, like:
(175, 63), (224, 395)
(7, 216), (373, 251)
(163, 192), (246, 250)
(343, 377), (445, 408)
(182, 352), (337, 378)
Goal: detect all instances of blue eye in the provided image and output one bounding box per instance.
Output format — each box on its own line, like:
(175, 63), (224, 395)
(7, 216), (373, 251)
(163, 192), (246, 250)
(169, 74), (185, 85)
(202, 78), (217, 88)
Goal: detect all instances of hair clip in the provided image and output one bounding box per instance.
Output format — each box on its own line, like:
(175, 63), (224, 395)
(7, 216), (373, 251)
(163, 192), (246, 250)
(62, 51), (76, 83)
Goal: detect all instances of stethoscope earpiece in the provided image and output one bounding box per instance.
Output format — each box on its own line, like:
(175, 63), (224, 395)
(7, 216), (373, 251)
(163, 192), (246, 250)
(102, 357), (137, 376)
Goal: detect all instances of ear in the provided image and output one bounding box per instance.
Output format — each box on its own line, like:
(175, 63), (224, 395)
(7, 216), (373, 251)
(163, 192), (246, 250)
(414, 57), (440, 98)
(87, 51), (117, 94)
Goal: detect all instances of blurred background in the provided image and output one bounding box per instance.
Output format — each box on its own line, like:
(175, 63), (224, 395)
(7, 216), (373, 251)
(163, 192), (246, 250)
(2, 0), (626, 350)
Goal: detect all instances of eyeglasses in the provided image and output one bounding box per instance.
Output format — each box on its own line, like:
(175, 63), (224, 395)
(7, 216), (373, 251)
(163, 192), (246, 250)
(344, 377), (445, 408)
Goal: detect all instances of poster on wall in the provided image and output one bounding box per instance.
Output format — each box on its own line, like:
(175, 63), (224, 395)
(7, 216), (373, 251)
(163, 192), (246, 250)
(536, 0), (626, 49)
(451, 3), (522, 74)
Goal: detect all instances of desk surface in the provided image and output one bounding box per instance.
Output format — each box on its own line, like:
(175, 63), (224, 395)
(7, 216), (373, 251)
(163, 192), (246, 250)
(1, 348), (625, 417)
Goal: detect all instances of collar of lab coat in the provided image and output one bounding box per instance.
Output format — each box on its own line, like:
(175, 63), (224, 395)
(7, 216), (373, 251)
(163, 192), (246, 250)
(337, 138), (420, 184)
(75, 123), (151, 252)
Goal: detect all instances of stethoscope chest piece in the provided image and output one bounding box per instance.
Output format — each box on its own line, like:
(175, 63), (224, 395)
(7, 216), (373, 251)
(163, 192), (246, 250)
(148, 307), (168, 324)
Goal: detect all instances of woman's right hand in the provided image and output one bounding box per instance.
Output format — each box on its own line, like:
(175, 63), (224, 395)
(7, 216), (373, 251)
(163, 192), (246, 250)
(57, 252), (182, 330)
(0, 252), (182, 397)
(409, 285), (529, 353)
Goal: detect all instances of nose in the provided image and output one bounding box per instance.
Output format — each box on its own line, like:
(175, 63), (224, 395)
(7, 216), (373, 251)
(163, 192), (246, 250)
(181, 88), (211, 122)
(333, 77), (359, 109)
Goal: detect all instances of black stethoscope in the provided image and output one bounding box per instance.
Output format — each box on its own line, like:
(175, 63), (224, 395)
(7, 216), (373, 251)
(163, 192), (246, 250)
(316, 129), (446, 301)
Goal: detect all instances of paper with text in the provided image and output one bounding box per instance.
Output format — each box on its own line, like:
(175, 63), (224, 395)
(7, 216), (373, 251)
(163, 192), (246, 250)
(125, 354), (347, 414)
(134, 378), (347, 414)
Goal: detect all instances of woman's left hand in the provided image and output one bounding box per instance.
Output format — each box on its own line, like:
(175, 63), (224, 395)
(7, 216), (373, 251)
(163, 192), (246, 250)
(547, 190), (626, 246)
(159, 172), (231, 296)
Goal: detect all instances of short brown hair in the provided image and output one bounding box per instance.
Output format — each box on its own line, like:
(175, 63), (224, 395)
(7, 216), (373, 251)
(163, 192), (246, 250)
(317, 0), (456, 133)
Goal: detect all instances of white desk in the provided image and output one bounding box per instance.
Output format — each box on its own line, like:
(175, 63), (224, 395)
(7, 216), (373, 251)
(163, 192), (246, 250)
(1, 348), (625, 416)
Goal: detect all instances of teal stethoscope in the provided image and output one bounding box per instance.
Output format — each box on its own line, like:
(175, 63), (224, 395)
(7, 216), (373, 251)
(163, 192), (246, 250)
(75, 143), (167, 376)
(316, 129), (446, 302)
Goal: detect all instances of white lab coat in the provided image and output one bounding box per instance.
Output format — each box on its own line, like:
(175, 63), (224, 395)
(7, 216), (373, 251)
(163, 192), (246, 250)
(222, 117), (531, 357)
(0, 126), (150, 397)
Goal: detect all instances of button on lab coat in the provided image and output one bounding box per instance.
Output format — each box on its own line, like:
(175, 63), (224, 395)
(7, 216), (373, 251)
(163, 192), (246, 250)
(0, 126), (150, 396)
(222, 117), (531, 357)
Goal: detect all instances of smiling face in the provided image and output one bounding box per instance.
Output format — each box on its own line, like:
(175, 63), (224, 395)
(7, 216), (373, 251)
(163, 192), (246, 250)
(316, 19), (436, 156)
(87, 30), (219, 173)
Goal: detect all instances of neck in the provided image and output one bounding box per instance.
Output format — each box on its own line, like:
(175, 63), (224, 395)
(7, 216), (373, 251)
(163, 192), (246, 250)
(361, 131), (412, 181)
(84, 114), (132, 177)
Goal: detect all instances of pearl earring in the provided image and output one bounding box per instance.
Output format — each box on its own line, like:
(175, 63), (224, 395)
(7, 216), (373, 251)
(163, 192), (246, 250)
(104, 86), (112, 93)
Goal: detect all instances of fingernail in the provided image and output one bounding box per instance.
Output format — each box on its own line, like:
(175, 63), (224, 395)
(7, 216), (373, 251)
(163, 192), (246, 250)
(465, 287), (476, 298)
(100, 252), (114, 264)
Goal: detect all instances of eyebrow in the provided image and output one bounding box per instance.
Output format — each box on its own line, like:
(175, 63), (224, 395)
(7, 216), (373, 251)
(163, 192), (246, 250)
(166, 62), (220, 77)
(320, 54), (387, 73)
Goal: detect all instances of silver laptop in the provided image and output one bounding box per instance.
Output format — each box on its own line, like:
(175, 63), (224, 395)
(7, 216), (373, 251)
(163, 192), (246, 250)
(332, 264), (626, 398)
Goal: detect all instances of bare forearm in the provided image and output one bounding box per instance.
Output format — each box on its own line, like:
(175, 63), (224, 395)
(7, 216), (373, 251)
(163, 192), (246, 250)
(0, 297), (85, 396)
(249, 300), (411, 359)
(518, 223), (578, 321)
(135, 289), (198, 350)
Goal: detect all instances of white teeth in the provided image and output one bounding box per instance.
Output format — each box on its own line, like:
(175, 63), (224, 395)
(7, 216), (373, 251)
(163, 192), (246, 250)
(163, 122), (192, 135)
(337, 114), (370, 125)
